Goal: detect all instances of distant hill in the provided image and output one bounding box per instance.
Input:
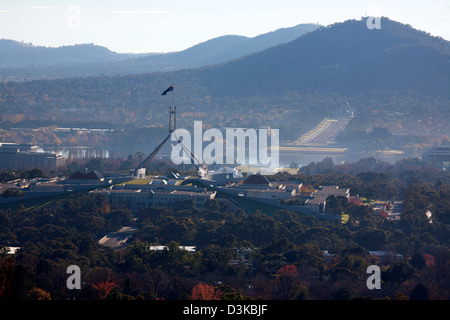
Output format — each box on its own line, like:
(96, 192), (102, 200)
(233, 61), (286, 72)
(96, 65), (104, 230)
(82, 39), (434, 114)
(0, 40), (131, 67)
(0, 23), (320, 81)
(133, 23), (321, 69)
(195, 18), (450, 97)
(0, 18), (448, 146)
(133, 35), (250, 67)
(201, 23), (321, 65)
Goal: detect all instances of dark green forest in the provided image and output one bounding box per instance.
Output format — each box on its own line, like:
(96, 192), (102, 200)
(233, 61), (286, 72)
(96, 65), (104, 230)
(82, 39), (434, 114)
(0, 17), (449, 301)
(1, 164), (449, 300)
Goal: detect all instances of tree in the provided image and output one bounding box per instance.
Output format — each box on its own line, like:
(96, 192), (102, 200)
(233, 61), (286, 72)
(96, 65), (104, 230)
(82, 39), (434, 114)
(0, 171), (16, 183)
(384, 261), (416, 284)
(217, 285), (246, 300)
(333, 288), (352, 300)
(354, 228), (388, 250)
(141, 270), (168, 300)
(0, 254), (14, 299)
(205, 199), (220, 212)
(22, 168), (48, 180)
(92, 279), (117, 300)
(201, 244), (236, 273)
(410, 253), (426, 270)
(273, 265), (301, 300)
(326, 195), (344, 215)
(284, 243), (325, 273)
(2, 189), (25, 198)
(106, 209), (133, 230)
(289, 162), (299, 169)
(190, 283), (221, 300)
(24, 287), (51, 300)
(409, 284), (429, 300)
(86, 158), (106, 173)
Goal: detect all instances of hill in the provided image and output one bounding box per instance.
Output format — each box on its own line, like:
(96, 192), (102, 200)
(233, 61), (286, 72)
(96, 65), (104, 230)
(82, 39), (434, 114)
(0, 23), (320, 81)
(195, 18), (450, 97)
(0, 18), (448, 149)
(0, 40), (131, 67)
(200, 23), (321, 66)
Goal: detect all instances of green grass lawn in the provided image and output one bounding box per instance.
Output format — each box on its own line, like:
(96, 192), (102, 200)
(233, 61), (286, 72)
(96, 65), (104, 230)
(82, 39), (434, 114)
(341, 214), (350, 224)
(0, 193), (69, 211)
(117, 179), (153, 185)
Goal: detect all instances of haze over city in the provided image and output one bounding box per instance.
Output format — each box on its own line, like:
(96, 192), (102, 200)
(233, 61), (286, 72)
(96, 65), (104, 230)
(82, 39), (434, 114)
(1, 0), (450, 53)
(0, 0), (449, 310)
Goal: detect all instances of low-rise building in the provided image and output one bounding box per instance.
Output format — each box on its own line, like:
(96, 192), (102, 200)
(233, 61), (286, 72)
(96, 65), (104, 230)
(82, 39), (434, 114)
(0, 246), (21, 254)
(94, 189), (152, 212)
(369, 251), (404, 264)
(91, 187), (216, 212)
(241, 188), (295, 199)
(206, 166), (243, 185)
(66, 170), (106, 184)
(0, 142), (65, 171)
(146, 245), (196, 252)
(305, 196), (328, 213)
(305, 185), (350, 213)
(422, 146), (450, 170)
(240, 174), (271, 189)
(219, 174), (301, 200)
(153, 190), (216, 209)
(422, 145), (450, 164)
(24, 171), (112, 195)
(270, 181), (303, 196)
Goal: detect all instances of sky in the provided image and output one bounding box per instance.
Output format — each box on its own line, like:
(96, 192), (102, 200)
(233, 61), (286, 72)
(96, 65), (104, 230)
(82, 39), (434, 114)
(0, 0), (449, 53)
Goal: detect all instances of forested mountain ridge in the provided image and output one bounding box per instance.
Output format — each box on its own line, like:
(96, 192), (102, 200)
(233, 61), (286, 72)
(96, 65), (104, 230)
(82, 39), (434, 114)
(1, 167), (449, 300)
(195, 17), (450, 97)
(0, 23), (320, 81)
(176, 23), (321, 67)
(0, 40), (130, 67)
(0, 18), (448, 147)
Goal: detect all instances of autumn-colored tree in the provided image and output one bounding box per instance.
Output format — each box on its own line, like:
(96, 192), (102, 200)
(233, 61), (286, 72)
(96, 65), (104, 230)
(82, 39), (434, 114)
(92, 279), (117, 300)
(273, 265), (301, 300)
(0, 255), (14, 299)
(278, 264), (298, 277)
(190, 283), (222, 300)
(24, 287), (51, 300)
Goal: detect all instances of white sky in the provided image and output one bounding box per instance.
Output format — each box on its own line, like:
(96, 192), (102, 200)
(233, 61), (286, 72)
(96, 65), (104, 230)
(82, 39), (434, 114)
(0, 0), (449, 53)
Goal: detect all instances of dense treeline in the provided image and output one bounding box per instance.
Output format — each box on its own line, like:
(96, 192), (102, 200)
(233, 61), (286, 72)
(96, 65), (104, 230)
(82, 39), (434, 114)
(1, 18), (449, 156)
(276, 157), (450, 200)
(0, 171), (449, 300)
(0, 81), (447, 146)
(0, 168), (50, 183)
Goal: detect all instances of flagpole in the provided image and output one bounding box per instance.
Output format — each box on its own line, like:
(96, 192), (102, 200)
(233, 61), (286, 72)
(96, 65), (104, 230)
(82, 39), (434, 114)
(162, 83), (175, 132)
(171, 82), (174, 108)
(171, 82), (175, 130)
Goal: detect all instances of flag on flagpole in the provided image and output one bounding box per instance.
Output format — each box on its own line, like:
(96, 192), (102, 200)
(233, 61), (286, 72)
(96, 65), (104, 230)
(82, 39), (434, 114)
(162, 84), (174, 95)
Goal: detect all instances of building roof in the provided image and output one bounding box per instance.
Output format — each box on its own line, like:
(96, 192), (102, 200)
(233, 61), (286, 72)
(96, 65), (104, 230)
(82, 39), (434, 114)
(109, 189), (142, 193)
(147, 245), (196, 252)
(245, 188), (291, 193)
(166, 172), (180, 179)
(68, 170), (103, 181)
(305, 197), (327, 204)
(169, 190), (216, 196)
(314, 185), (349, 197)
(243, 174), (270, 185)
(150, 179), (168, 185)
(215, 166), (236, 174)
(0, 246), (21, 254)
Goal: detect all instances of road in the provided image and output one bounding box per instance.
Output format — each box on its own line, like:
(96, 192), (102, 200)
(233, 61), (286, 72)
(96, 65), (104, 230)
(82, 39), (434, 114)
(295, 118), (352, 145)
(98, 226), (138, 249)
(388, 201), (402, 221)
